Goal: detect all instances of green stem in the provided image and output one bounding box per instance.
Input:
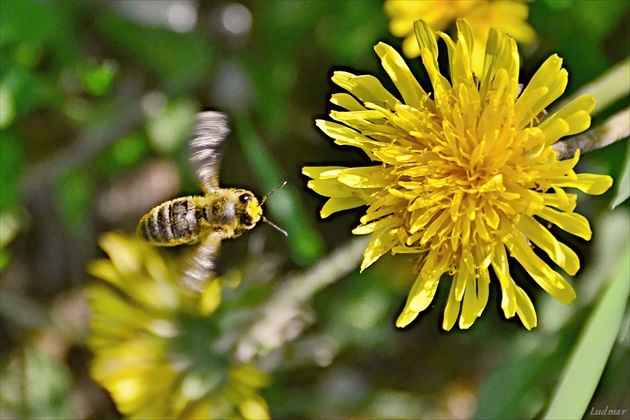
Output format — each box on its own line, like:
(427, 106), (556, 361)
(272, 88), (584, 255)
(269, 236), (369, 306)
(236, 236), (369, 362)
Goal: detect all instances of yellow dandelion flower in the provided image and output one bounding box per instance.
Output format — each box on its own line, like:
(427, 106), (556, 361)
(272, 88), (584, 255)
(303, 19), (613, 331)
(385, 0), (536, 74)
(86, 232), (270, 419)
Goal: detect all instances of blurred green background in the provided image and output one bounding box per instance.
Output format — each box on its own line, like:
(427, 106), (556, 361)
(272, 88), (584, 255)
(0, 0), (628, 418)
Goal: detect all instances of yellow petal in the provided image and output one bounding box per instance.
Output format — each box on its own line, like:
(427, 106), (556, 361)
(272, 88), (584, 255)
(539, 95), (595, 145)
(491, 244), (517, 317)
(315, 120), (380, 157)
(442, 276), (463, 331)
(407, 271), (440, 312)
(307, 179), (354, 198)
(396, 306), (419, 328)
(414, 21), (451, 96)
(536, 206), (592, 240)
(515, 55), (567, 129)
(374, 42), (428, 109)
(330, 109), (385, 124)
(338, 166), (393, 188)
(321, 197), (366, 218)
(331, 71), (398, 106)
(455, 19), (475, 59)
(330, 93), (366, 111)
(540, 190), (577, 212)
(302, 165), (346, 179)
(413, 20), (439, 62)
(199, 278), (222, 316)
(549, 173), (613, 195)
(360, 226), (399, 271)
(517, 215), (580, 275)
(514, 286), (537, 330)
(441, 19), (476, 90)
(230, 364), (270, 387)
(99, 232), (143, 277)
(504, 227), (577, 304)
(239, 395), (271, 420)
(459, 272), (489, 330)
(353, 217), (397, 235)
(396, 269), (441, 328)
(480, 31), (519, 103)
(487, 1), (536, 44)
(88, 259), (126, 289)
(539, 117), (570, 147)
(401, 33), (422, 59)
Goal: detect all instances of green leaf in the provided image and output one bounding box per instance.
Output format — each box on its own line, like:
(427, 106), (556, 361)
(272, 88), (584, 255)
(81, 60), (118, 97)
(543, 239), (629, 419)
(610, 139), (630, 209)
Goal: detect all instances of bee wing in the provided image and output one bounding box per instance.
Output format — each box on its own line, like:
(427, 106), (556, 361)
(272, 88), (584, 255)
(189, 111), (231, 193)
(181, 232), (222, 292)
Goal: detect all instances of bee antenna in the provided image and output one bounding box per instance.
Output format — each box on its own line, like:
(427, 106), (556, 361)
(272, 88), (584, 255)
(260, 181), (288, 205)
(263, 217), (288, 236)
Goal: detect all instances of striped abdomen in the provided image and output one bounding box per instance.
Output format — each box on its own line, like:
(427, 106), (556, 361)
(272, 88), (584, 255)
(137, 197), (204, 246)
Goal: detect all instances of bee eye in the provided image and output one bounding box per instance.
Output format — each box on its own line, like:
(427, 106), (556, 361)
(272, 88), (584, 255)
(240, 214), (253, 227)
(239, 193), (251, 203)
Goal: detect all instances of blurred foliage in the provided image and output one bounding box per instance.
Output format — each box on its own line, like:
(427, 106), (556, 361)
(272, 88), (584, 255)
(86, 232), (271, 419)
(1, 340), (73, 419)
(0, 1), (628, 419)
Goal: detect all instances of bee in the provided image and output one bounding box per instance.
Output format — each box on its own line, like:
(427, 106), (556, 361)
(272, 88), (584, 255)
(137, 111), (285, 291)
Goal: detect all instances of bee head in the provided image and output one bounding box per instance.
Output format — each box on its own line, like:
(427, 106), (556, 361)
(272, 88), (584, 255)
(231, 183), (287, 237)
(235, 190), (262, 230)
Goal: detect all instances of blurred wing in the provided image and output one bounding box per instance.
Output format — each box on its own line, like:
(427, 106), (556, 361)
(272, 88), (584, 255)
(181, 232), (222, 292)
(189, 111), (231, 193)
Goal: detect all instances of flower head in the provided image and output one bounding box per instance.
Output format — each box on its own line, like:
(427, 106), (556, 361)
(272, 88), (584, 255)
(303, 19), (613, 330)
(87, 232), (270, 419)
(385, 0), (536, 74)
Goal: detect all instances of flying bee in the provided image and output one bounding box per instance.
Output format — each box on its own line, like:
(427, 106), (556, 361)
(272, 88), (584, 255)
(137, 111), (285, 291)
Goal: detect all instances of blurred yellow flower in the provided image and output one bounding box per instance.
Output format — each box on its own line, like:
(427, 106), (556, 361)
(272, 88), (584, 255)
(86, 232), (270, 419)
(303, 19), (612, 330)
(385, 0), (536, 74)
